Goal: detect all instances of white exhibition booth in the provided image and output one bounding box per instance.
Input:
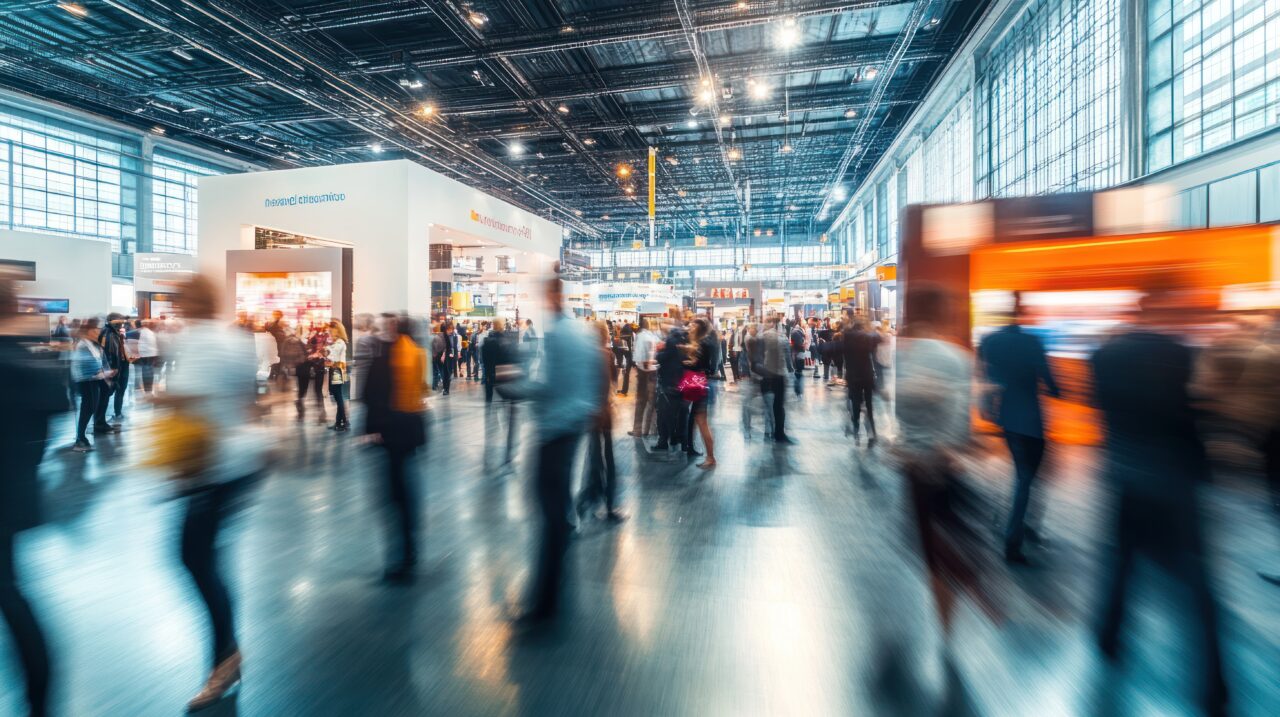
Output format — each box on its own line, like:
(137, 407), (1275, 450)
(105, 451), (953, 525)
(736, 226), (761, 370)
(1, 228), (113, 320)
(198, 159), (563, 328)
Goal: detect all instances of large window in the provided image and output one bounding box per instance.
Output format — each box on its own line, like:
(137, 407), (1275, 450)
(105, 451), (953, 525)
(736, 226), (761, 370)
(922, 93), (975, 203)
(1146, 0), (1280, 171)
(0, 106), (139, 251)
(982, 0), (1125, 195)
(152, 151), (224, 254)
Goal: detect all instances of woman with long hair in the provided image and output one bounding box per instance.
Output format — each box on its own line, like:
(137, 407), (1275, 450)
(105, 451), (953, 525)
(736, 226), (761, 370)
(684, 317), (717, 469)
(326, 319), (350, 432)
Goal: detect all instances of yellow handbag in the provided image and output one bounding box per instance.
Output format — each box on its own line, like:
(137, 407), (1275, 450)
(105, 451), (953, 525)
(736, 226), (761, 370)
(139, 408), (213, 479)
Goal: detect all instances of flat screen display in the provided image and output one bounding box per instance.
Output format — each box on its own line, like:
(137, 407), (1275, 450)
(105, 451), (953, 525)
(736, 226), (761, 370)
(235, 271), (333, 331)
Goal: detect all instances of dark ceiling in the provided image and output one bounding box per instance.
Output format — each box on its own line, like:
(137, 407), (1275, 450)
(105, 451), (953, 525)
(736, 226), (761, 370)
(0, 0), (990, 246)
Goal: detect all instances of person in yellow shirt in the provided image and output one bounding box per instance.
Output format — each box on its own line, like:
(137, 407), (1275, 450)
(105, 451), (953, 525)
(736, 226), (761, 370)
(361, 315), (428, 583)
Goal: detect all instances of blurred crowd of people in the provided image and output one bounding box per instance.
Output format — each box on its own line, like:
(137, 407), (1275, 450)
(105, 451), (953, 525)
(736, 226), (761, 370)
(4, 269), (1280, 716)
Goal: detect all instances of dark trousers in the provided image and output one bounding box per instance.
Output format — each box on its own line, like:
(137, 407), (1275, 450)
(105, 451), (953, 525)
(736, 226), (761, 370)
(441, 357), (456, 392)
(613, 350), (631, 394)
(484, 367), (497, 403)
(383, 445), (419, 568)
(1097, 490), (1226, 703)
(180, 480), (244, 668)
(792, 357), (804, 395)
(93, 374), (114, 426)
(329, 371), (347, 426)
(728, 351), (741, 382)
(296, 361), (324, 409)
(464, 348), (474, 378)
(655, 390), (678, 447)
(1, 530), (50, 717)
(764, 375), (787, 439)
(1264, 427), (1280, 508)
(136, 357), (155, 393)
(1003, 432), (1046, 551)
(111, 364), (129, 416)
(849, 383), (876, 437)
(580, 427), (618, 513)
(532, 433), (581, 615)
(76, 380), (99, 441)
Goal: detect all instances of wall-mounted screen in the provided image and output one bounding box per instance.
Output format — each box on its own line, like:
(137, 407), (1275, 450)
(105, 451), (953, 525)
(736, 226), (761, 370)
(235, 271), (333, 331)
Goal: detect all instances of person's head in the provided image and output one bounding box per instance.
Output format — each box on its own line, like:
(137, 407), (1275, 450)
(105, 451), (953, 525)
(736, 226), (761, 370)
(443, 322), (454, 335)
(689, 317), (709, 342)
(79, 317), (101, 342)
(272, 310), (283, 321)
(594, 321), (610, 345)
(396, 315), (416, 341)
(1010, 290), (1028, 323)
(492, 317), (506, 332)
(176, 275), (219, 320)
(329, 319), (349, 343)
(853, 318), (869, 332)
(526, 318), (534, 328)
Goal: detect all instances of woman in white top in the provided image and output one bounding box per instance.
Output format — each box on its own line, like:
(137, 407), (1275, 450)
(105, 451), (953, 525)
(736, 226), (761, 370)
(136, 320), (159, 393)
(326, 319), (350, 431)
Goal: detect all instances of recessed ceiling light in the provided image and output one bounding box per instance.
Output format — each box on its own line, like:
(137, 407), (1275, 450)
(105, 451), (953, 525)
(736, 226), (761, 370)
(776, 21), (799, 48)
(699, 88), (715, 103)
(844, 108), (858, 118)
(408, 80), (424, 89)
(686, 119), (698, 129)
(468, 11), (489, 27)
(573, 209), (583, 216)
(666, 156), (679, 165)
(698, 218), (708, 227)
(370, 143), (383, 153)
(508, 142), (524, 155)
(151, 126), (166, 135)
(929, 17), (939, 26)
(420, 103), (436, 116)
(582, 137), (596, 145)
(625, 186), (635, 195)
(719, 114), (731, 126)
(865, 67), (879, 80)
(562, 25), (575, 33)
(765, 229), (774, 237)
(557, 104), (570, 114)
(602, 214), (611, 220)
(677, 189), (687, 197)
(727, 147), (742, 160)
(616, 163), (632, 178)
(780, 143), (793, 154)
(749, 81), (769, 100)
(753, 228), (762, 237)
(737, 1), (748, 8)
(58, 2), (88, 18)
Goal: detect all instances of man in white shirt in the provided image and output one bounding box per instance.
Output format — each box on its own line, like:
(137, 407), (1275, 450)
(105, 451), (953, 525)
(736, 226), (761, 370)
(629, 319), (660, 436)
(136, 320), (159, 393)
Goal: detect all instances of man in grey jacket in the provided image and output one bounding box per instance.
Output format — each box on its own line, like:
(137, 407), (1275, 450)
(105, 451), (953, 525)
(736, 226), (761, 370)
(760, 316), (795, 444)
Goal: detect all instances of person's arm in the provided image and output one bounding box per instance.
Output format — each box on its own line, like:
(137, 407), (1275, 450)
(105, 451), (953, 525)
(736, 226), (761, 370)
(1037, 339), (1060, 398)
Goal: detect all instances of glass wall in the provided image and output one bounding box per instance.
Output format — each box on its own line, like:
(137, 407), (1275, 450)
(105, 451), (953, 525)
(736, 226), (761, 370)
(1146, 0), (1280, 171)
(152, 150), (225, 255)
(921, 92), (974, 203)
(586, 243), (833, 271)
(982, 0), (1126, 195)
(0, 104), (139, 252)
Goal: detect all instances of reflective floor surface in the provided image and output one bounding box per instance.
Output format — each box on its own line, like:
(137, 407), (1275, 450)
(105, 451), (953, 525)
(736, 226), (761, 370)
(3, 374), (1279, 716)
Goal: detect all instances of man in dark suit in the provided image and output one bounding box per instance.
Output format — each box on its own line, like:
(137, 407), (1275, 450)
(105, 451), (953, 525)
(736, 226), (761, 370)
(843, 318), (880, 446)
(1091, 286), (1227, 713)
(978, 292), (1059, 563)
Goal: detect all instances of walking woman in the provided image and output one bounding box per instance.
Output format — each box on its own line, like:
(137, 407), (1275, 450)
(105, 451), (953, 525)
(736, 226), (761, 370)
(326, 319), (350, 432)
(684, 317), (718, 469)
(578, 322), (625, 522)
(161, 275), (270, 712)
(362, 315), (428, 583)
(71, 318), (115, 452)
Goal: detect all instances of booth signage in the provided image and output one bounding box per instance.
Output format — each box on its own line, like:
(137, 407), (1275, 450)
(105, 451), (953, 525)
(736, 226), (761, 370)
(263, 192), (346, 208)
(470, 210), (532, 240)
(135, 252), (198, 278)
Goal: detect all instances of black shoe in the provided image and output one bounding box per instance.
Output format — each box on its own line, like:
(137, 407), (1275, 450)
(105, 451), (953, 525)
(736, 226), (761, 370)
(651, 443), (669, 451)
(1004, 547), (1030, 566)
(382, 564), (416, 584)
(92, 424), (118, 434)
(774, 435), (796, 445)
(867, 436), (878, 448)
(72, 439), (93, 452)
(685, 447), (702, 456)
(334, 424), (348, 433)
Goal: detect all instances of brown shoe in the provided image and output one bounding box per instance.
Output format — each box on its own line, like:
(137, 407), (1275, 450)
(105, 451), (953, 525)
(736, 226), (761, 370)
(187, 651), (242, 712)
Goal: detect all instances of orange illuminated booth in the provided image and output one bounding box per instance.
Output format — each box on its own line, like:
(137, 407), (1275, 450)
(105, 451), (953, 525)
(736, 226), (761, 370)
(902, 198), (1279, 445)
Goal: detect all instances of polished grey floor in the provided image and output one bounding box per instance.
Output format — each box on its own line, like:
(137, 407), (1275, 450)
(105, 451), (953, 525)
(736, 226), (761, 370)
(3, 371), (1279, 716)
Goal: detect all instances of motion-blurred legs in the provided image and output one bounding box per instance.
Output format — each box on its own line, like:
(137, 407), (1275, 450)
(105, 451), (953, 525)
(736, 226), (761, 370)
(0, 531), (50, 717)
(529, 433), (580, 619)
(1003, 433), (1045, 560)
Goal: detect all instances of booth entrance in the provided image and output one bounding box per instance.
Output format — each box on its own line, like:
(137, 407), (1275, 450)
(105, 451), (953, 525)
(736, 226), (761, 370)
(429, 224), (545, 324)
(225, 235), (354, 333)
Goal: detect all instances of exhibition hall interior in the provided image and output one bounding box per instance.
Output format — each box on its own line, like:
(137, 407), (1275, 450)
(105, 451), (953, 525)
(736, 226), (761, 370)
(3, 0), (1280, 715)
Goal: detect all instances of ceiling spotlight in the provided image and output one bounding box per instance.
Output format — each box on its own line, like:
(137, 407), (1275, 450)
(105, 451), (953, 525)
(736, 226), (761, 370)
(369, 142), (382, 153)
(844, 108), (858, 118)
(753, 228), (762, 237)
(468, 11), (489, 27)
(171, 47), (195, 61)
(788, 204), (799, 211)
(677, 189), (687, 197)
(420, 103), (436, 116)
(151, 126), (166, 135)
(832, 185), (847, 200)
(58, 2), (88, 18)
(749, 81), (769, 100)
(582, 137), (596, 145)
(562, 25), (575, 33)
(625, 186), (635, 195)
(617, 165), (632, 178)
(686, 119), (698, 129)
(408, 80), (424, 89)
(737, 1), (748, 9)
(698, 218), (708, 227)
(699, 88), (715, 103)
(865, 67), (879, 80)
(666, 156), (679, 165)
(765, 229), (774, 237)
(929, 17), (940, 26)
(780, 143), (793, 154)
(776, 20), (799, 48)
(557, 103), (570, 114)
(719, 114), (731, 126)
(573, 209), (583, 216)
(602, 214), (611, 220)
(727, 147), (742, 160)
(508, 142), (524, 156)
